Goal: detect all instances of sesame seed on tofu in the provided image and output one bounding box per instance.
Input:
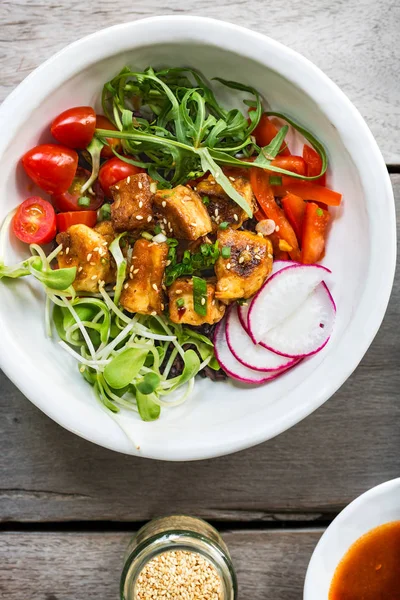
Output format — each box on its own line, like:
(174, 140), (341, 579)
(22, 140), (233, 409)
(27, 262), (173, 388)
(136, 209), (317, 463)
(56, 224), (115, 293)
(120, 238), (168, 316)
(153, 185), (212, 240)
(215, 228), (273, 302)
(110, 173), (154, 232)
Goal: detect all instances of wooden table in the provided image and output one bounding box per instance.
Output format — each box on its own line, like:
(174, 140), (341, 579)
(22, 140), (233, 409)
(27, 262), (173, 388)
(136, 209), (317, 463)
(1, 1), (399, 597)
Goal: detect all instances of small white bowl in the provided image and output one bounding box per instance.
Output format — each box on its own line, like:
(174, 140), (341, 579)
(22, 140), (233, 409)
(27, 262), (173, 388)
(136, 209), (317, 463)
(0, 16), (396, 460)
(304, 478), (400, 599)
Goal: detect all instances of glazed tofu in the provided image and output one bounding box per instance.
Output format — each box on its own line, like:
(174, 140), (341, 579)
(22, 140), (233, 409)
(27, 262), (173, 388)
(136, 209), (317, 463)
(168, 278), (225, 326)
(110, 173), (154, 232)
(56, 224), (114, 292)
(153, 185), (212, 240)
(196, 175), (255, 232)
(120, 239), (168, 315)
(215, 229), (273, 302)
(94, 220), (116, 246)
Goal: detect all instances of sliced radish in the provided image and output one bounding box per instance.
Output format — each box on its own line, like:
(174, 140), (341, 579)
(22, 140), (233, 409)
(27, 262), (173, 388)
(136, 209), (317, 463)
(259, 282), (336, 358)
(248, 264), (331, 343)
(214, 319), (292, 384)
(226, 305), (298, 372)
(237, 260), (300, 332)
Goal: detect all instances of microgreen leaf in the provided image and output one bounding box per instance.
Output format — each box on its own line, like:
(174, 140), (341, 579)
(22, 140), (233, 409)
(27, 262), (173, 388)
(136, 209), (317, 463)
(108, 232), (127, 305)
(80, 137), (104, 194)
(136, 390), (161, 421)
(104, 348), (149, 389)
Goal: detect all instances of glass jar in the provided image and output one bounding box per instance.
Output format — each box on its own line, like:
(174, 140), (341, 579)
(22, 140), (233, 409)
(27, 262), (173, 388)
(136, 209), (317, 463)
(121, 515), (237, 600)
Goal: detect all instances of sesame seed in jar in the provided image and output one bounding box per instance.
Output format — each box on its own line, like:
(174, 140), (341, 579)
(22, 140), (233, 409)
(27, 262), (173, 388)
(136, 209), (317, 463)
(135, 550), (223, 600)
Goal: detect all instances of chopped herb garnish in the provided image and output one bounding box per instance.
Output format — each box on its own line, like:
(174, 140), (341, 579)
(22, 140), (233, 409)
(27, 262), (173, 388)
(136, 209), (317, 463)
(269, 175), (282, 186)
(192, 276), (207, 316)
(219, 221), (229, 230)
(78, 196), (91, 207)
(176, 298), (185, 308)
(99, 203), (111, 221)
(202, 195), (210, 205)
(221, 246), (231, 259)
(165, 241), (220, 286)
(154, 224), (162, 234)
(316, 207), (324, 216)
(141, 231), (153, 241)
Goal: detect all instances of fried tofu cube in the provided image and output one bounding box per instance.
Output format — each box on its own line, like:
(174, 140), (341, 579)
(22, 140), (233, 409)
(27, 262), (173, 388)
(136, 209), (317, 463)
(94, 220), (116, 245)
(168, 278), (225, 325)
(120, 239), (168, 315)
(110, 173), (154, 232)
(56, 224), (114, 292)
(153, 185), (212, 240)
(196, 175), (255, 232)
(215, 229), (273, 302)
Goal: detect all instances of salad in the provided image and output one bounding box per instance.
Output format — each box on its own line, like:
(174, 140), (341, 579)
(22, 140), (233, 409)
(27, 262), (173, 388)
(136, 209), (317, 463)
(0, 66), (341, 422)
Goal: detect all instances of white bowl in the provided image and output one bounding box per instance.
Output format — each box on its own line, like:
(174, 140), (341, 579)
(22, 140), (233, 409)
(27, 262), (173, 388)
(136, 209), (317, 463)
(0, 16), (396, 460)
(304, 478), (400, 598)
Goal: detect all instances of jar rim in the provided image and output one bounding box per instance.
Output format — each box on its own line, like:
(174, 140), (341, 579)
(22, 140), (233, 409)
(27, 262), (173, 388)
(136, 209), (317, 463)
(120, 529), (237, 600)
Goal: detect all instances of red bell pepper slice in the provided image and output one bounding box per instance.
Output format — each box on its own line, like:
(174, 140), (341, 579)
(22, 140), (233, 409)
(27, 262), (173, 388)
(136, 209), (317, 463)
(301, 202), (331, 264)
(272, 177), (342, 207)
(303, 144), (326, 186)
(250, 167), (301, 261)
(282, 193), (306, 243)
(251, 113), (291, 155)
(270, 156), (307, 177)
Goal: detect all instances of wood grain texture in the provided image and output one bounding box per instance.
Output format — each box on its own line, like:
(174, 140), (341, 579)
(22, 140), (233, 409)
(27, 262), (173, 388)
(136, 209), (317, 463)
(1, 0), (399, 163)
(0, 529), (322, 599)
(0, 177), (399, 523)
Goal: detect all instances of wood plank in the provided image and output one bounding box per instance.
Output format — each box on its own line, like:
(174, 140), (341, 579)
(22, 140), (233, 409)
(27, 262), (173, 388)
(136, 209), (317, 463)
(0, 529), (322, 599)
(0, 175), (398, 523)
(1, 0), (399, 163)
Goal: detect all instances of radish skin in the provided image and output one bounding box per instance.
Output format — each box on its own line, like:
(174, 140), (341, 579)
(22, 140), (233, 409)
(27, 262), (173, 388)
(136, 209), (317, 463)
(248, 263), (331, 343)
(257, 281), (336, 358)
(214, 319), (293, 384)
(226, 305), (298, 372)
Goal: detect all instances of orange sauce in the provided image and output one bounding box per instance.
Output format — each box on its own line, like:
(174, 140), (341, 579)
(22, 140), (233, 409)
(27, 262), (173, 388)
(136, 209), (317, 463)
(329, 521), (400, 600)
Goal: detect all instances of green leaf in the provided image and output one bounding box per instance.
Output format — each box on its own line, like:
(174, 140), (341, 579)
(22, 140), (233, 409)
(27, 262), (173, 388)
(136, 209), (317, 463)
(136, 372), (160, 395)
(53, 305), (68, 342)
(103, 347), (149, 389)
(192, 276), (207, 316)
(0, 255), (41, 280)
(30, 264), (77, 290)
(136, 390), (161, 421)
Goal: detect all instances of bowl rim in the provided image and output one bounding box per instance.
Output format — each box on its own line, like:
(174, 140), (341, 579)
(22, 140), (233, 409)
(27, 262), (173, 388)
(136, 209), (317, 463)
(0, 16), (396, 460)
(303, 477), (400, 598)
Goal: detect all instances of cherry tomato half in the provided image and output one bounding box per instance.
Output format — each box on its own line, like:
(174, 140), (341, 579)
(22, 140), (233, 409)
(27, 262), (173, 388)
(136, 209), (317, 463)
(51, 106), (96, 149)
(56, 210), (97, 232)
(52, 167), (105, 212)
(96, 115), (122, 158)
(12, 197), (56, 244)
(98, 157), (145, 198)
(22, 144), (78, 195)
